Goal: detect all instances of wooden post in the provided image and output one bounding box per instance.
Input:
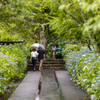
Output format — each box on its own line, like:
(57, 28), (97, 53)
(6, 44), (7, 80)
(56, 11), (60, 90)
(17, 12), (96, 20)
(51, 46), (56, 59)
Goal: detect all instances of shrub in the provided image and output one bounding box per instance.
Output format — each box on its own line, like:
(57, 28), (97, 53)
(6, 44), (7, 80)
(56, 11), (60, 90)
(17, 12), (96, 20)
(0, 43), (30, 95)
(46, 39), (67, 59)
(64, 45), (100, 100)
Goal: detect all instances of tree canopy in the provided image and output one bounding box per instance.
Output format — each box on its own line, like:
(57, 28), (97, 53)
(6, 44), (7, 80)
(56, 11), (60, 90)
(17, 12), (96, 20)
(0, 0), (100, 52)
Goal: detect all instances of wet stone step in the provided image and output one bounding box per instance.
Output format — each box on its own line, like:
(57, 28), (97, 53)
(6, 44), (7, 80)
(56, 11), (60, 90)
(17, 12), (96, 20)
(28, 61), (65, 64)
(28, 60), (65, 64)
(28, 64), (64, 67)
(27, 65), (65, 71)
(28, 67), (65, 71)
(40, 69), (60, 100)
(44, 59), (64, 61)
(27, 59), (65, 71)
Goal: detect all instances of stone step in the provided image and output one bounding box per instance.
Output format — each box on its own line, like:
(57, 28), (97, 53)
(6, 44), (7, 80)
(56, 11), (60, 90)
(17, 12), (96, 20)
(28, 63), (64, 67)
(28, 61), (65, 64)
(27, 67), (65, 71)
(42, 59), (64, 61)
(27, 59), (65, 71)
(28, 59), (64, 61)
(28, 59), (65, 64)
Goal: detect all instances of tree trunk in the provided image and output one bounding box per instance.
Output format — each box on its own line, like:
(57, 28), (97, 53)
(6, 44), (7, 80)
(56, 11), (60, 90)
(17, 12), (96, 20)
(88, 33), (100, 54)
(87, 40), (92, 51)
(40, 25), (49, 48)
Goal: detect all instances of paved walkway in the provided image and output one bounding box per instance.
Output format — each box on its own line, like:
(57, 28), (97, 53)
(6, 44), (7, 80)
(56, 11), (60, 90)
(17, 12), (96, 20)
(8, 70), (91, 100)
(55, 71), (90, 100)
(8, 71), (41, 100)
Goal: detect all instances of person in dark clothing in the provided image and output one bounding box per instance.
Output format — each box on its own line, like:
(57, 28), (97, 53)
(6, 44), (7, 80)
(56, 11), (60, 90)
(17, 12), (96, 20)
(37, 47), (45, 71)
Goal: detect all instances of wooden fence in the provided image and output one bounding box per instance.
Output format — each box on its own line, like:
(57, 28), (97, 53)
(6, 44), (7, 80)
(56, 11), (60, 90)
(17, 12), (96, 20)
(0, 40), (26, 45)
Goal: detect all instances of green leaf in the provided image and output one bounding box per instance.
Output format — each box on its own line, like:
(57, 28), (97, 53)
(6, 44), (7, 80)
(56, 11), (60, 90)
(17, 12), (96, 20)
(93, 25), (98, 32)
(59, 4), (66, 10)
(91, 3), (98, 11)
(97, 22), (100, 30)
(86, 5), (91, 12)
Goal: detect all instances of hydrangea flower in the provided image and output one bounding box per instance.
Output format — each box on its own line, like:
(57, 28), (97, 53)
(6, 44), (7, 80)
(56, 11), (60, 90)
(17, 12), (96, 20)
(91, 95), (97, 100)
(58, 43), (60, 45)
(62, 48), (64, 50)
(48, 44), (50, 46)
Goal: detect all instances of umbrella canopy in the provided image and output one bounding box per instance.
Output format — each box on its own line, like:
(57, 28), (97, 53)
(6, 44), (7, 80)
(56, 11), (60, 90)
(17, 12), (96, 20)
(31, 43), (45, 49)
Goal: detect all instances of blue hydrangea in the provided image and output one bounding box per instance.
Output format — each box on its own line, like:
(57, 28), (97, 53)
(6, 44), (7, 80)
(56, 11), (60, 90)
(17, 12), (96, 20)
(58, 48), (60, 50)
(56, 52), (58, 54)
(89, 56), (94, 59)
(50, 42), (52, 44)
(73, 70), (75, 73)
(92, 66), (96, 68)
(46, 55), (48, 57)
(70, 78), (73, 81)
(58, 43), (60, 45)
(15, 67), (18, 70)
(48, 44), (50, 46)
(62, 48), (64, 50)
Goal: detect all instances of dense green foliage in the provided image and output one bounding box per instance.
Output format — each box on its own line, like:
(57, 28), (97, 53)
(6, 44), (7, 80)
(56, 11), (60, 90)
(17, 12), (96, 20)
(0, 0), (100, 99)
(0, 0), (45, 45)
(64, 44), (100, 99)
(44, 0), (100, 53)
(0, 44), (30, 95)
(46, 39), (67, 59)
(0, 0), (100, 53)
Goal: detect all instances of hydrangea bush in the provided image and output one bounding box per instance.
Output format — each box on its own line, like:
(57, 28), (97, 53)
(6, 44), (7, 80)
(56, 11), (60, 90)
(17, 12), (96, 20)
(63, 44), (100, 100)
(0, 43), (30, 95)
(46, 39), (67, 59)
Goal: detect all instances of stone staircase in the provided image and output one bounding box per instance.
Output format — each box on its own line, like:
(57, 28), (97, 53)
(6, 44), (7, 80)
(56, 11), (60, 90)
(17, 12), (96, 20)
(27, 59), (65, 71)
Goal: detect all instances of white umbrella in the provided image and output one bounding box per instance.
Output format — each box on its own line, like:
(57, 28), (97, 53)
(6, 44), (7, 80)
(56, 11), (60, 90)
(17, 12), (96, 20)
(31, 43), (45, 49)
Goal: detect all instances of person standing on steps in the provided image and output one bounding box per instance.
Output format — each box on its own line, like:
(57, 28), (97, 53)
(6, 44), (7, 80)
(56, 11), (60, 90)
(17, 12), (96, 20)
(37, 47), (45, 71)
(30, 48), (39, 71)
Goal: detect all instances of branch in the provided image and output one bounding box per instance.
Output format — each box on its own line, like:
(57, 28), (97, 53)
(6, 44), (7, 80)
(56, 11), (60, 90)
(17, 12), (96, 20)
(88, 32), (99, 53)
(87, 40), (92, 51)
(51, 0), (82, 24)
(80, 9), (86, 23)
(53, 1), (59, 7)
(63, 10), (82, 24)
